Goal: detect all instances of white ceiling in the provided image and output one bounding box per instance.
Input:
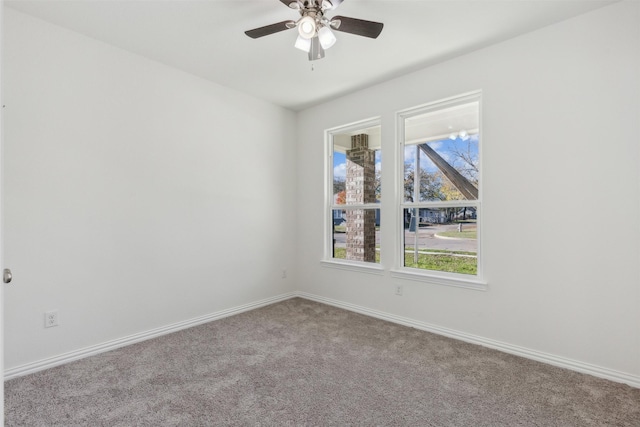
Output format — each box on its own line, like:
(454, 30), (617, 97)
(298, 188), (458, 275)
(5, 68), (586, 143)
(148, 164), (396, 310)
(6, 0), (616, 111)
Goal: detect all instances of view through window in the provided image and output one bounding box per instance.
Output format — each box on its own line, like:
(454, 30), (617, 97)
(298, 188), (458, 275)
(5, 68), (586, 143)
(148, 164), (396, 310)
(400, 93), (481, 277)
(329, 121), (381, 264)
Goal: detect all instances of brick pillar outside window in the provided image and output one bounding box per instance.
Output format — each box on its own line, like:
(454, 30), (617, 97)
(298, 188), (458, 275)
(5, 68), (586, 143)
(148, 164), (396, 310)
(346, 134), (376, 262)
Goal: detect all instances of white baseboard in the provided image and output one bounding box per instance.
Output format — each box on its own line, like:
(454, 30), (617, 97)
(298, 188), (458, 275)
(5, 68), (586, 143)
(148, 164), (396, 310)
(6, 290), (639, 389)
(296, 291), (640, 389)
(4, 292), (297, 380)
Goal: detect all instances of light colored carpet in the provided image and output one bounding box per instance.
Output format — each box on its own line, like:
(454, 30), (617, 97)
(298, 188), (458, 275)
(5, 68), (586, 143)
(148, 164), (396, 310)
(5, 297), (640, 426)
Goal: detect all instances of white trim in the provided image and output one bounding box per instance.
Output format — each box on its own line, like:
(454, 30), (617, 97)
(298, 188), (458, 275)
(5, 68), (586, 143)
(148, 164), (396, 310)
(390, 268), (487, 290)
(5, 290), (639, 390)
(4, 292), (297, 380)
(400, 200), (480, 209)
(396, 91), (484, 282)
(334, 203), (381, 210)
(324, 117), (382, 265)
(296, 292), (640, 389)
(0, 4), (5, 422)
(325, 116), (382, 136)
(320, 259), (385, 275)
(396, 90), (483, 121)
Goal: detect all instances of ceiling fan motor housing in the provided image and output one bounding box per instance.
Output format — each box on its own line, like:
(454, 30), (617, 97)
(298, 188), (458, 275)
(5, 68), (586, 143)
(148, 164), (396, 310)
(292, 1), (324, 9)
(295, 1), (329, 39)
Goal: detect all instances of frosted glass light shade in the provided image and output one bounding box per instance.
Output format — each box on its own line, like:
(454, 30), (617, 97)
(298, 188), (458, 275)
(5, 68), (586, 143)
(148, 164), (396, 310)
(318, 26), (337, 49)
(298, 16), (316, 39)
(295, 35), (312, 52)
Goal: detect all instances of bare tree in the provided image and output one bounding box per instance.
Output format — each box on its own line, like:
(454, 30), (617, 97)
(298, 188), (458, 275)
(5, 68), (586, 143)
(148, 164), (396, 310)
(404, 165), (445, 202)
(448, 138), (479, 185)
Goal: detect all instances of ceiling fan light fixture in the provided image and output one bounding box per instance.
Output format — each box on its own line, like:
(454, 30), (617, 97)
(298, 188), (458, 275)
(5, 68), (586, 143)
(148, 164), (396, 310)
(294, 35), (312, 52)
(318, 26), (336, 49)
(245, 0), (383, 61)
(298, 15), (317, 39)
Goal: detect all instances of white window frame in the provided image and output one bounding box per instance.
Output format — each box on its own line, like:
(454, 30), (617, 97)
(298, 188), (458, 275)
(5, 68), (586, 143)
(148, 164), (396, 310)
(390, 91), (487, 290)
(321, 117), (384, 274)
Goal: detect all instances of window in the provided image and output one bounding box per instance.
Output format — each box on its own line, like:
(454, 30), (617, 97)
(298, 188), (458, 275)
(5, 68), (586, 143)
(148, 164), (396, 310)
(325, 118), (382, 269)
(395, 92), (484, 287)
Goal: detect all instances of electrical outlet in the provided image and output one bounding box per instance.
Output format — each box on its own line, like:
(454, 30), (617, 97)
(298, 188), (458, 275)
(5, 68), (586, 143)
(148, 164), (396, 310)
(45, 310), (59, 328)
(395, 285), (403, 296)
(282, 269), (287, 279)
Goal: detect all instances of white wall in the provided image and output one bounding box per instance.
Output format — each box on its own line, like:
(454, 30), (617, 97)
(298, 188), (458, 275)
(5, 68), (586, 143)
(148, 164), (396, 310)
(4, 1), (639, 385)
(296, 1), (640, 381)
(3, 8), (297, 369)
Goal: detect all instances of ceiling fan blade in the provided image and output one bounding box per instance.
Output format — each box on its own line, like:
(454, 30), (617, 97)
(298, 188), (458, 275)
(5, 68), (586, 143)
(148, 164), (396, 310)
(245, 20), (296, 39)
(323, 0), (344, 10)
(280, 0), (300, 9)
(331, 16), (383, 39)
(309, 36), (325, 61)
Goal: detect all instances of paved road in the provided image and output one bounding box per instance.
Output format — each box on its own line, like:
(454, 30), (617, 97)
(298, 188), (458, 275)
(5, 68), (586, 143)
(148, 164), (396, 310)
(334, 223), (476, 252)
(404, 223), (477, 252)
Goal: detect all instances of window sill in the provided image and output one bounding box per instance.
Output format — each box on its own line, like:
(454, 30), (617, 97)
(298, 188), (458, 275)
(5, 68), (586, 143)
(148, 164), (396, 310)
(389, 268), (487, 291)
(321, 259), (386, 275)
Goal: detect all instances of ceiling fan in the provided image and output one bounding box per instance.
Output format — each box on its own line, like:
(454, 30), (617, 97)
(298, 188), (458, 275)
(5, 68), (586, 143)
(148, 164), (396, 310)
(245, 0), (384, 61)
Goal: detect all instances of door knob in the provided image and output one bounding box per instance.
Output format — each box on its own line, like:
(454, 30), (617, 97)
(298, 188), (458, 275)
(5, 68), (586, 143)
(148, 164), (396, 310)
(3, 268), (12, 284)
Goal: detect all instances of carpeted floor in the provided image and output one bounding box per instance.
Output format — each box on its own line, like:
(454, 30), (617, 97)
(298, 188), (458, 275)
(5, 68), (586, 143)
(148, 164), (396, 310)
(5, 297), (640, 426)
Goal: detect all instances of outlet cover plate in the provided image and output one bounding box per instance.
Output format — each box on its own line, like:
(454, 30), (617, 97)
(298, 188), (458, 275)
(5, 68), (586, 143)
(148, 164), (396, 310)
(45, 310), (59, 328)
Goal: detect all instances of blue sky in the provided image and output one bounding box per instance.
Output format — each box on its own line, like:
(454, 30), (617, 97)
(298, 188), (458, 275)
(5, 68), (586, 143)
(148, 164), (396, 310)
(404, 135), (479, 177)
(333, 151), (382, 182)
(333, 135), (478, 183)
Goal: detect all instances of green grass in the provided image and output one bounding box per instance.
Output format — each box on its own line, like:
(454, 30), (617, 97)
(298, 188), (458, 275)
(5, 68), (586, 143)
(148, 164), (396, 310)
(436, 230), (477, 239)
(404, 252), (477, 275)
(404, 247), (476, 256)
(332, 247), (476, 274)
(333, 247), (380, 263)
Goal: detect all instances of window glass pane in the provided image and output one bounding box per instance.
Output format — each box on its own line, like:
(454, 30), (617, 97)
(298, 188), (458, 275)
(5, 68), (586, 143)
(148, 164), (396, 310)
(402, 207), (477, 275)
(333, 151), (347, 204)
(328, 122), (381, 265)
(403, 100), (479, 203)
(404, 136), (478, 202)
(332, 208), (380, 264)
(332, 126), (381, 206)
